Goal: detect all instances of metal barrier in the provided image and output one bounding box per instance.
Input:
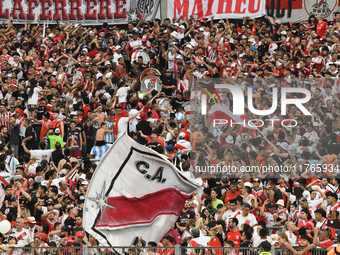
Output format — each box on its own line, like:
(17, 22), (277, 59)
(6, 245), (330, 255)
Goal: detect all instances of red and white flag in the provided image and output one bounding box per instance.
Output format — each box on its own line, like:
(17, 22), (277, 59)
(0, 185), (5, 209)
(208, 105), (259, 130)
(84, 133), (198, 246)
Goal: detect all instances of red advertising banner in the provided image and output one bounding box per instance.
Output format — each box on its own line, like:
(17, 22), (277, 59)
(0, 0), (161, 24)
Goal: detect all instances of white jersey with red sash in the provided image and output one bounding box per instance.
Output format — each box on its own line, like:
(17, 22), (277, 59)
(278, 208), (288, 219)
(288, 210), (300, 222)
(316, 219), (328, 229)
(189, 236), (211, 255)
(16, 117), (26, 137)
(327, 203), (340, 219)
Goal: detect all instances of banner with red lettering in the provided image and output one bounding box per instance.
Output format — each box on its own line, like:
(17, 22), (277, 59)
(0, 0), (161, 24)
(167, 0), (266, 20)
(266, 0), (339, 23)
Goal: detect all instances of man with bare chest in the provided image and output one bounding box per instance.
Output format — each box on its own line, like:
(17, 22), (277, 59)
(95, 105), (106, 126)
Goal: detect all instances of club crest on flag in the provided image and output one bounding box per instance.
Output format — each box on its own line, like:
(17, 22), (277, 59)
(304, 0), (337, 18)
(84, 133), (198, 246)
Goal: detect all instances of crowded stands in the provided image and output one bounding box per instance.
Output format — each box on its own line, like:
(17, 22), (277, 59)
(0, 11), (339, 255)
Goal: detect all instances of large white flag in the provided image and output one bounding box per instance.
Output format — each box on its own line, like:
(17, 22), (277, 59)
(84, 133), (198, 246)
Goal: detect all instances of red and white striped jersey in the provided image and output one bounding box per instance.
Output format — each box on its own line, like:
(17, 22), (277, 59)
(126, 38), (142, 54)
(0, 111), (10, 129)
(207, 46), (218, 63)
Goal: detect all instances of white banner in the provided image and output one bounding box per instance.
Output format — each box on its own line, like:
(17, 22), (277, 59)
(83, 133), (198, 246)
(266, 0), (339, 23)
(167, 0), (266, 20)
(0, 0), (161, 25)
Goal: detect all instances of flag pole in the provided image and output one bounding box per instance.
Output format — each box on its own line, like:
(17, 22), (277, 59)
(42, 21), (46, 38)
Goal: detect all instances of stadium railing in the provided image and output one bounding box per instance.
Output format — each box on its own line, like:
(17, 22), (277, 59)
(6, 245), (330, 255)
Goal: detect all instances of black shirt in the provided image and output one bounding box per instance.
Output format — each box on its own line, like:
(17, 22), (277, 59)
(36, 105), (46, 120)
(67, 128), (81, 151)
(161, 75), (177, 96)
(25, 126), (38, 150)
(170, 97), (186, 112)
(52, 148), (64, 166)
(12, 90), (28, 102)
(136, 120), (152, 145)
(9, 123), (20, 146)
(147, 142), (162, 152)
(64, 216), (76, 229)
(176, 210), (195, 227)
(239, 241), (253, 255)
(85, 120), (99, 140)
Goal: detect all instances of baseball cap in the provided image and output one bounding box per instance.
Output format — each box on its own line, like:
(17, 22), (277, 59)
(116, 45), (121, 50)
(267, 202), (276, 208)
(165, 145), (173, 151)
(271, 240), (279, 246)
(55, 128), (60, 134)
(179, 132), (186, 139)
(75, 231), (84, 237)
(38, 233), (49, 242)
(260, 241), (271, 251)
(181, 121), (189, 127)
(60, 169), (67, 177)
(244, 182), (252, 188)
(27, 216), (36, 224)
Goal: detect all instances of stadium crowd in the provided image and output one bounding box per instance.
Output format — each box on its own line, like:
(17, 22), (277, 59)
(0, 10), (339, 255)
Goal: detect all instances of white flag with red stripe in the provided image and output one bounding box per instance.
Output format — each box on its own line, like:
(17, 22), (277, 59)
(84, 133), (198, 246)
(0, 185), (5, 209)
(209, 104), (259, 131)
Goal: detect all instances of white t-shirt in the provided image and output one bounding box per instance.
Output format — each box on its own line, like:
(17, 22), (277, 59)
(117, 117), (129, 139)
(128, 109), (138, 132)
(168, 52), (175, 69)
(51, 177), (65, 189)
(285, 230), (297, 245)
(116, 87), (130, 104)
(30, 149), (54, 162)
(113, 53), (123, 65)
(236, 213), (258, 228)
(28, 86), (42, 105)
